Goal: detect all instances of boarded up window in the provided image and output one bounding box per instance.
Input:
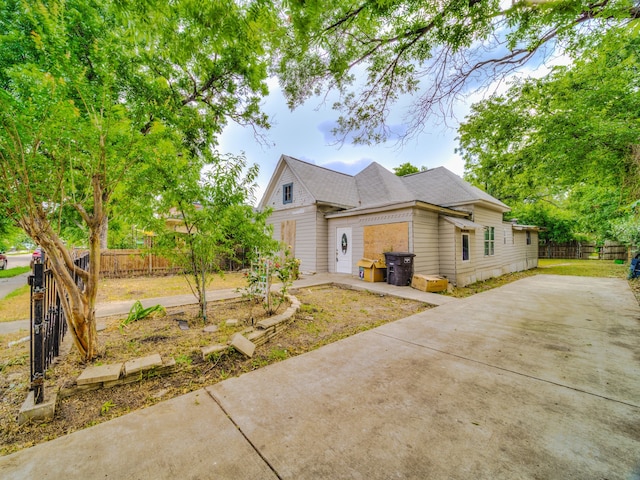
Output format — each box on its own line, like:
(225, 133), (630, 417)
(363, 223), (409, 259)
(281, 220), (296, 255)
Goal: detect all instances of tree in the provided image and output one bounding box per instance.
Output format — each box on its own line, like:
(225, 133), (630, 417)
(152, 152), (278, 323)
(393, 162), (427, 176)
(278, 0), (639, 143)
(0, 0), (280, 361)
(458, 28), (640, 242)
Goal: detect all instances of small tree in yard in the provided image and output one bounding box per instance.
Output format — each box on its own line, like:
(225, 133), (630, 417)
(0, 0), (281, 361)
(153, 152), (278, 323)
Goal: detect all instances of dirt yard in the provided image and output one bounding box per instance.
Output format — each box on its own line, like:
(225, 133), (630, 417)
(0, 284), (431, 456)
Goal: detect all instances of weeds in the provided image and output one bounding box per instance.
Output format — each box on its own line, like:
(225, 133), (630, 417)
(100, 400), (115, 416)
(119, 301), (166, 331)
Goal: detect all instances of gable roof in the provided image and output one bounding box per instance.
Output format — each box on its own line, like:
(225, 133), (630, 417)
(259, 155), (509, 213)
(285, 155), (359, 207)
(402, 167), (509, 212)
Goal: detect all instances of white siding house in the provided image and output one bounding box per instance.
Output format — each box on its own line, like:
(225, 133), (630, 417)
(258, 155), (539, 287)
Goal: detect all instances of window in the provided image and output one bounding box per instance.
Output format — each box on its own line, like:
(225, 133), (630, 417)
(526, 231), (531, 245)
(462, 233), (470, 261)
(484, 226), (495, 256)
(282, 183), (293, 204)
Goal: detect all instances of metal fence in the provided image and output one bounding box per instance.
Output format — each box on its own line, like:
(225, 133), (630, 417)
(29, 252), (89, 404)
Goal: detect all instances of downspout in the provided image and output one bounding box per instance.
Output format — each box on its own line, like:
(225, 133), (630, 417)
(453, 228), (457, 287)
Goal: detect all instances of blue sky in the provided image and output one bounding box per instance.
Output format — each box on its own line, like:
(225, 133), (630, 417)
(218, 43), (567, 206)
(219, 79), (470, 206)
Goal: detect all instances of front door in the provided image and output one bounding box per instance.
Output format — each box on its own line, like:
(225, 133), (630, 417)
(336, 227), (352, 274)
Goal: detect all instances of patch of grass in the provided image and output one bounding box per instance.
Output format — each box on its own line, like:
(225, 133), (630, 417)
(537, 258), (627, 277)
(0, 267), (30, 279)
(96, 272), (246, 303)
(448, 259), (629, 298)
(268, 347), (289, 361)
(0, 285), (30, 322)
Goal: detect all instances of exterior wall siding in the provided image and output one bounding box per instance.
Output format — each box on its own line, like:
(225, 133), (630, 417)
(412, 209), (440, 275)
(442, 205), (539, 287)
(263, 166), (314, 210)
(265, 206), (320, 274)
(315, 209), (329, 273)
(438, 220), (456, 283)
(327, 209), (413, 275)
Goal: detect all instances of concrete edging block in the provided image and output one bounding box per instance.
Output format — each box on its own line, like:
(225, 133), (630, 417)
(18, 391), (57, 425)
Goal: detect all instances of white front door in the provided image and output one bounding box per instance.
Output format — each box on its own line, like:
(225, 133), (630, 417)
(336, 227), (352, 274)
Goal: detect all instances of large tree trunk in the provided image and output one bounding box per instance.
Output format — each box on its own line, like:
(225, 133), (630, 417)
(21, 215), (100, 362)
(18, 175), (106, 362)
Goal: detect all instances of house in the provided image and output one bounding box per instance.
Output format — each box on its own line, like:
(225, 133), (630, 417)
(258, 155), (538, 287)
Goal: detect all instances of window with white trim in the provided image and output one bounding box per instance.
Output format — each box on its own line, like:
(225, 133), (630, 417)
(462, 233), (470, 261)
(283, 183), (293, 204)
(484, 226), (495, 256)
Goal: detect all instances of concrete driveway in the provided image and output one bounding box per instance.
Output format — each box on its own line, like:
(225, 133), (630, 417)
(1, 274), (639, 479)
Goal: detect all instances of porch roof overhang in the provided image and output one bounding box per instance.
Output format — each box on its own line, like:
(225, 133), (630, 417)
(512, 224), (541, 231)
(442, 216), (485, 231)
(324, 200), (468, 219)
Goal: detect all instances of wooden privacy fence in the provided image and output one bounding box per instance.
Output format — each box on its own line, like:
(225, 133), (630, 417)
(98, 249), (251, 278)
(99, 250), (180, 278)
(538, 241), (631, 260)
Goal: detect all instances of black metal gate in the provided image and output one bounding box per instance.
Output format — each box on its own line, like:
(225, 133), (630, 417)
(29, 251), (89, 404)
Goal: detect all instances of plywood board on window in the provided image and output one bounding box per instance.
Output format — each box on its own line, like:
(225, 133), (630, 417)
(363, 222), (408, 259)
(281, 220), (296, 255)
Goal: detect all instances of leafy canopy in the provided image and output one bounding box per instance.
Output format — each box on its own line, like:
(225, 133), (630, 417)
(279, 0), (640, 143)
(458, 28), (640, 242)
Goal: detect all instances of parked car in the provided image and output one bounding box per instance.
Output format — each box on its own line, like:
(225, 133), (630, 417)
(30, 247), (42, 269)
(0, 251), (7, 270)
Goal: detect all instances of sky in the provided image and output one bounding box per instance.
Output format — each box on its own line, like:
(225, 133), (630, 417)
(218, 43), (568, 207)
(218, 78), (472, 206)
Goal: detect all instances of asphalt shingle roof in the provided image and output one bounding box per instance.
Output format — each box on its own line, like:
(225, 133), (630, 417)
(402, 167), (509, 210)
(278, 157), (509, 212)
(283, 155), (358, 207)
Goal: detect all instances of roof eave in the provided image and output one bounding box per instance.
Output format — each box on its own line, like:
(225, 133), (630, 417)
(324, 200), (468, 219)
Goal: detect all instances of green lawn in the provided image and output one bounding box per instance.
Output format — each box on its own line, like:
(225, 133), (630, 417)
(448, 259), (628, 298)
(0, 266), (30, 279)
(536, 258), (628, 277)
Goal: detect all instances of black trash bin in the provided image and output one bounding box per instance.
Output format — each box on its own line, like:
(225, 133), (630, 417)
(384, 252), (415, 286)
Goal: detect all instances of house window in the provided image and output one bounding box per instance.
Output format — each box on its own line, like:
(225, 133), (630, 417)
(484, 226), (495, 256)
(283, 183), (293, 204)
(462, 233), (470, 261)
(526, 231), (531, 245)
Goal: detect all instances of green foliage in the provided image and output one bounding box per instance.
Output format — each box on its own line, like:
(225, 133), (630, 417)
(0, 266), (30, 279)
(175, 354), (193, 366)
(120, 301), (165, 330)
(0, 0), (282, 359)
(240, 247), (300, 315)
(151, 152), (278, 322)
(279, 0), (636, 142)
(100, 400), (116, 416)
(459, 28), (640, 243)
(393, 163), (426, 176)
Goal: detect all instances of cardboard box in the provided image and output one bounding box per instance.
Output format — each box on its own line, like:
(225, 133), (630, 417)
(357, 258), (387, 283)
(411, 274), (448, 292)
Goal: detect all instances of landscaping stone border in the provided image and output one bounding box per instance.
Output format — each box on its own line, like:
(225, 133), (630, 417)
(200, 294), (301, 360)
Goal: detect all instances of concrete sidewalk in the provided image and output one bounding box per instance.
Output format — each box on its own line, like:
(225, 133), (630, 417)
(1, 274), (639, 479)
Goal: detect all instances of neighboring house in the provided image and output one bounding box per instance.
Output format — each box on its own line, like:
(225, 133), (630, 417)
(258, 155), (538, 287)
